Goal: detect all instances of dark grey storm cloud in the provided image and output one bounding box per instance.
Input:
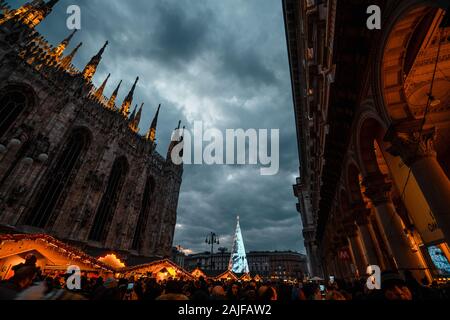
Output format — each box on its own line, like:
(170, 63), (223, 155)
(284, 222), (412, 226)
(9, 0), (304, 254)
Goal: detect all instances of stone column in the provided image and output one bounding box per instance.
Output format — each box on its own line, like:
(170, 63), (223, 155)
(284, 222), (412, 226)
(354, 205), (385, 270)
(303, 228), (321, 277)
(333, 235), (353, 279)
(341, 253), (353, 279)
(345, 223), (367, 277)
(346, 240), (359, 278)
(386, 125), (450, 246)
(304, 241), (313, 276)
(308, 242), (320, 277)
(326, 254), (336, 276)
(312, 243), (324, 278)
(331, 252), (343, 279)
(338, 258), (347, 279)
(332, 256), (340, 277)
(363, 173), (427, 280)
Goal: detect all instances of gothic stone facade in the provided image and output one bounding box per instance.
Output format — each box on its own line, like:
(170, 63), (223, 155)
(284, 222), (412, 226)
(0, 0), (183, 260)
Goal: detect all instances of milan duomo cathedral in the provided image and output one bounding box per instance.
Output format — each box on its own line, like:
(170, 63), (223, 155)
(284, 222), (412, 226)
(0, 0), (183, 261)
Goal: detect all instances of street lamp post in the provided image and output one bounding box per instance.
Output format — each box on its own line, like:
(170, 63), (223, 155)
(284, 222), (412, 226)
(205, 232), (219, 271)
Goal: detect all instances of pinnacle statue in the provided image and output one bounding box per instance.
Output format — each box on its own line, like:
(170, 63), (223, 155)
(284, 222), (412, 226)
(228, 216), (249, 274)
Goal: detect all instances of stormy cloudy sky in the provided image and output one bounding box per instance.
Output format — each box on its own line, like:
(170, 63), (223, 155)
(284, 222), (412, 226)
(10, 0), (304, 254)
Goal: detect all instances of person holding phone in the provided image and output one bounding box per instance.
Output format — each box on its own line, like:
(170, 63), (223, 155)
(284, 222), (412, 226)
(320, 284), (326, 294)
(325, 282), (347, 301)
(122, 277), (138, 300)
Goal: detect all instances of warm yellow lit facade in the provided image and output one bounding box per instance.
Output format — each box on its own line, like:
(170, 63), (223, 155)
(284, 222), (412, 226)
(284, 0), (450, 281)
(0, 234), (113, 280)
(122, 259), (194, 280)
(191, 267), (208, 279)
(98, 254), (126, 269)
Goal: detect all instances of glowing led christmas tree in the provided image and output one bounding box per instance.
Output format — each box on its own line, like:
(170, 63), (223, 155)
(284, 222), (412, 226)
(228, 216), (249, 273)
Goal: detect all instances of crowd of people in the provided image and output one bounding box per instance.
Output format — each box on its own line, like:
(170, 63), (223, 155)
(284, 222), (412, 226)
(1, 255), (449, 301)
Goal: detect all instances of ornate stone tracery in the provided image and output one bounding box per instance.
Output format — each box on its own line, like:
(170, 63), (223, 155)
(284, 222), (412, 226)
(0, 1), (183, 259)
(386, 123), (438, 166)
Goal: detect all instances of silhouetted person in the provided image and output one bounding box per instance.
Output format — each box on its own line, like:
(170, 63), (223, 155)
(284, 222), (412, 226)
(0, 266), (37, 300)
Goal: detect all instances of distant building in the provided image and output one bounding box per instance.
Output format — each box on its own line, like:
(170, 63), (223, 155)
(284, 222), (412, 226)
(185, 251), (308, 280)
(171, 246), (186, 268)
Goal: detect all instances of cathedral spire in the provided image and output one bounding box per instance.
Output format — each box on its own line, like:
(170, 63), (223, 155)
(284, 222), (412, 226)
(129, 103), (144, 133)
(93, 73), (110, 101)
(167, 120), (183, 161)
(53, 29), (77, 58)
(119, 76), (139, 117)
(146, 104), (161, 142)
(59, 41), (82, 70)
(135, 103), (144, 127)
(129, 104), (138, 121)
(107, 80), (122, 109)
(82, 40), (108, 82)
(6, 0), (61, 28)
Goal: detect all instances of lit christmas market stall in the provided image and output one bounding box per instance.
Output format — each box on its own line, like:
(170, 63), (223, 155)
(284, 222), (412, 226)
(190, 267), (208, 279)
(0, 234), (114, 280)
(215, 270), (239, 282)
(239, 273), (252, 282)
(253, 274), (263, 282)
(121, 259), (194, 281)
(1, 235), (198, 282)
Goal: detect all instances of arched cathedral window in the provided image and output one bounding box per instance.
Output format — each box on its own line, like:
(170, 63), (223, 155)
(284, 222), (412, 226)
(89, 156), (128, 242)
(0, 85), (34, 139)
(25, 128), (91, 228)
(131, 176), (155, 250)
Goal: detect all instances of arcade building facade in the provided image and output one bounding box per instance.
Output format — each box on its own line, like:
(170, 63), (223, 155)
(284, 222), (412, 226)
(0, 0), (183, 262)
(284, 0), (450, 281)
